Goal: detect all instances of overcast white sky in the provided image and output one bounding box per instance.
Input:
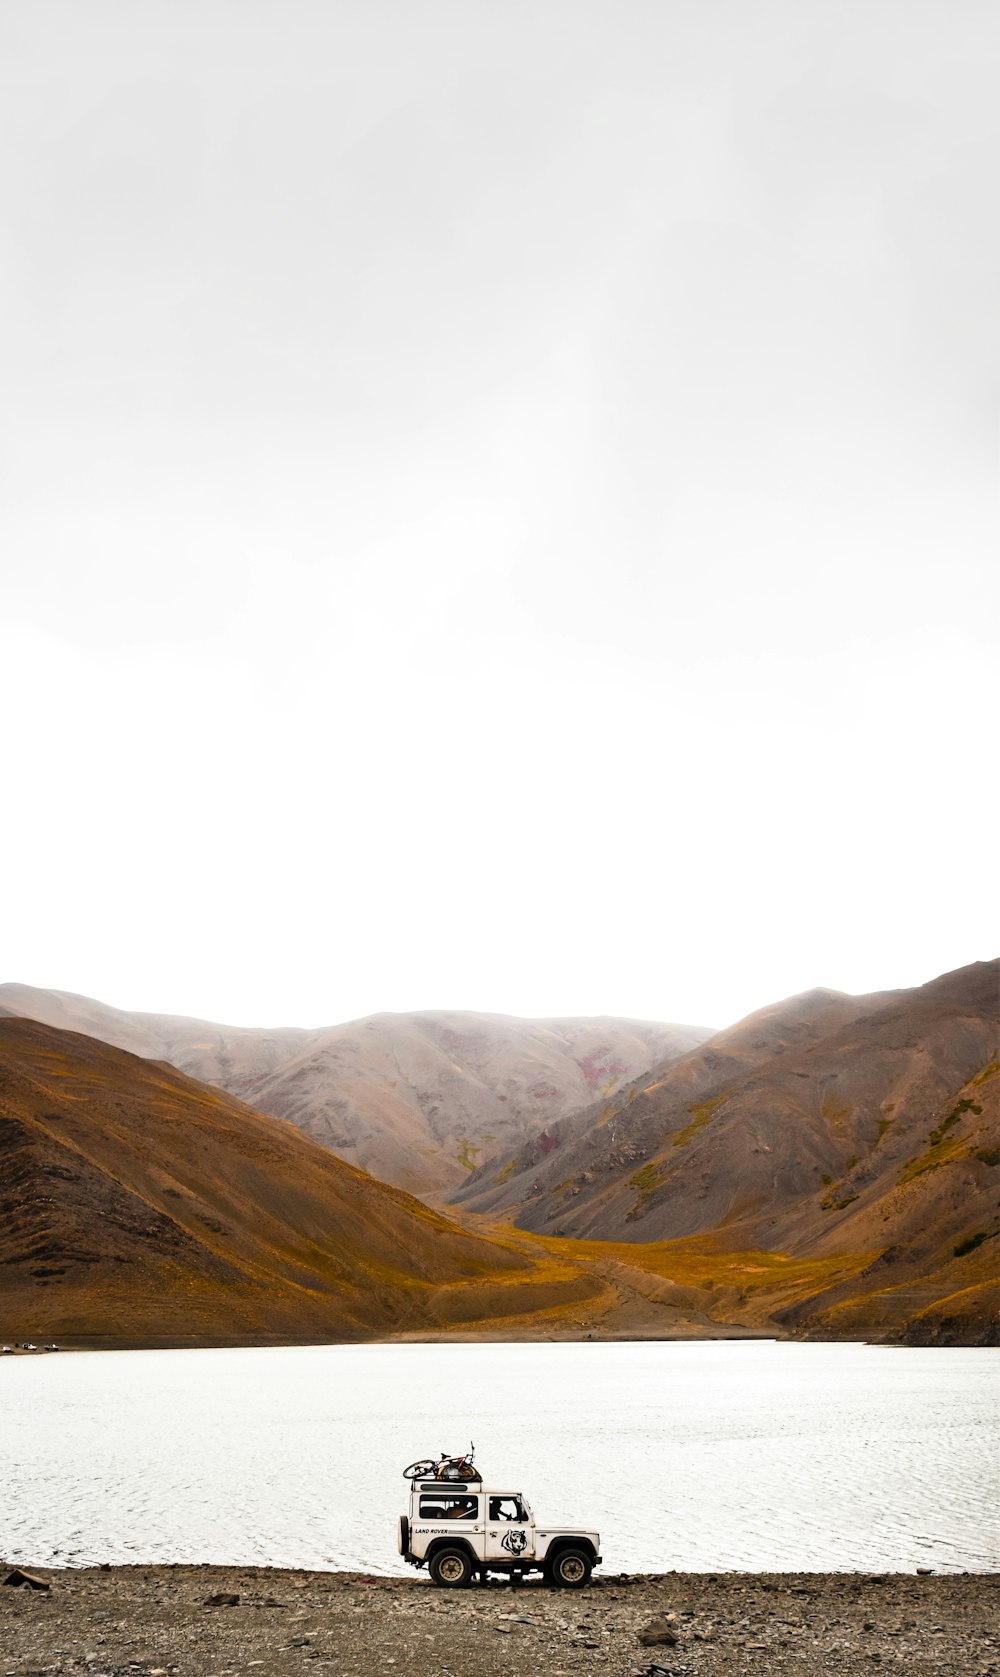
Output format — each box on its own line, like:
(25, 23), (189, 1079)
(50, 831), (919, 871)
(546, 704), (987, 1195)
(1, 0), (997, 1032)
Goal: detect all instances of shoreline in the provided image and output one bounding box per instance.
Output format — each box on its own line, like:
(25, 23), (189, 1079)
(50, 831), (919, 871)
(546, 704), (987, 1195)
(2, 1326), (986, 1354)
(2, 1565), (997, 1676)
(1, 1325), (785, 1355)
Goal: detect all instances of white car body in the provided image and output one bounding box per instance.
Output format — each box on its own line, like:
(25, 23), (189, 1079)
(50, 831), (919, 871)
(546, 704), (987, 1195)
(398, 1482), (601, 1586)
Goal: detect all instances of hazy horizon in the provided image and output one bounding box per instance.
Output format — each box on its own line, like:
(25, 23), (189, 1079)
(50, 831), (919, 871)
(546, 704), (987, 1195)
(3, 1), (997, 1031)
(4, 952), (995, 1037)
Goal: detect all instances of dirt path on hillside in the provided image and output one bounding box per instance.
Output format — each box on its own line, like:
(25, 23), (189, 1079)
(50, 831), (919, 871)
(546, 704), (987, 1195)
(2, 1566), (996, 1677)
(391, 1214), (781, 1343)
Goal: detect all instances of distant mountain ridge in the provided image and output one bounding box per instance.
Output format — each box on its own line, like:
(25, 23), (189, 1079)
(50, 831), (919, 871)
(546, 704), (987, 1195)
(242, 1012), (714, 1193)
(0, 984), (315, 1090)
(0, 986), (713, 1195)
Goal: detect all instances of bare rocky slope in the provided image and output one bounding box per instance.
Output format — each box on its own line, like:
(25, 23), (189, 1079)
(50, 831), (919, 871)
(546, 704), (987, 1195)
(452, 961), (1000, 1343)
(0, 1017), (599, 1348)
(241, 1012), (712, 1194)
(0, 985), (711, 1195)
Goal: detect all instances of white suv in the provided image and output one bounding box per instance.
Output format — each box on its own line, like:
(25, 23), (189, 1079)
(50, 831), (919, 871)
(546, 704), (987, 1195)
(398, 1481), (601, 1588)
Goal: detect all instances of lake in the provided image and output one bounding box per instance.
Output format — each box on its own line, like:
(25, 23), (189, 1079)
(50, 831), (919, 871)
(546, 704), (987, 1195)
(2, 1340), (998, 1574)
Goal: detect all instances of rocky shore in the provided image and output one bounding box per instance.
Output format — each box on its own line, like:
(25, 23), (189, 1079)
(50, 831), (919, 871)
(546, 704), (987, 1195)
(2, 1565), (997, 1677)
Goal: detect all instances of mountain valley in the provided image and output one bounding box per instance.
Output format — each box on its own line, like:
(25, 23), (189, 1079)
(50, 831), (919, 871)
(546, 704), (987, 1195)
(1, 964), (997, 1347)
(0, 986), (710, 1195)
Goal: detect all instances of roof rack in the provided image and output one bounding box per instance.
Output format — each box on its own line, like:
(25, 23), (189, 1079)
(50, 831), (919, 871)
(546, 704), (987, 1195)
(414, 1473), (483, 1488)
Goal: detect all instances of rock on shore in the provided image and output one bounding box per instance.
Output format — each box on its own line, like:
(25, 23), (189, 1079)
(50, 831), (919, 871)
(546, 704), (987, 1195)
(1, 1565), (997, 1677)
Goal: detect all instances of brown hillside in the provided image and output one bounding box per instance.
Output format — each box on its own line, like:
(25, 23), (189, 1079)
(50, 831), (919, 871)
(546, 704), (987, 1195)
(0, 984), (314, 1093)
(452, 983), (900, 1227)
(0, 1018), (598, 1349)
(0, 987), (711, 1196)
(451, 963), (1000, 1343)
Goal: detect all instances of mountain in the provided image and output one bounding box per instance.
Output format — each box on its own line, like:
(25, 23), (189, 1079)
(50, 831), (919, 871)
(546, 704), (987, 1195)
(451, 983), (902, 1228)
(239, 1013), (713, 1194)
(0, 984), (314, 1094)
(451, 962), (1000, 1343)
(0, 1017), (599, 1349)
(0, 986), (712, 1195)
(2, 969), (995, 1349)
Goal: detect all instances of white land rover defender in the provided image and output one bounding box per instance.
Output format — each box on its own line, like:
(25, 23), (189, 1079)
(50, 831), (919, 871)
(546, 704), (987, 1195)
(397, 1479), (602, 1588)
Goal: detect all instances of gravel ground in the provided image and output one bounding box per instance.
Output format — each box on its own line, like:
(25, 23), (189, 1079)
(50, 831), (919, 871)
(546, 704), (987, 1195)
(1, 1566), (998, 1677)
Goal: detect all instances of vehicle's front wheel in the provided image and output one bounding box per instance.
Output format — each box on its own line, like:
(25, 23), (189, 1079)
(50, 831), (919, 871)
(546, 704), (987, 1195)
(548, 1547), (592, 1589)
(429, 1547), (474, 1588)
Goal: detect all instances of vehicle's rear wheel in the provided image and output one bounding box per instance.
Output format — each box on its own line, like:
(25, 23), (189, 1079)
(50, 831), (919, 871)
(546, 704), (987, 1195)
(548, 1547), (592, 1589)
(430, 1547), (474, 1588)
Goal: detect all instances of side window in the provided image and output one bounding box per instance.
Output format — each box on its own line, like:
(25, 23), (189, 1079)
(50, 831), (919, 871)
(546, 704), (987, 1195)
(489, 1496), (527, 1522)
(419, 1495), (479, 1521)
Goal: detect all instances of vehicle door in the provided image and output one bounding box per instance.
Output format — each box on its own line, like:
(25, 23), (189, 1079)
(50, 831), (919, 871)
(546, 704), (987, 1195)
(416, 1490), (486, 1563)
(485, 1493), (534, 1563)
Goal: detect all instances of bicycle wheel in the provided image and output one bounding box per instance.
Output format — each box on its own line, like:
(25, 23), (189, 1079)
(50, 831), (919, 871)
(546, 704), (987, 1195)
(403, 1459), (438, 1480)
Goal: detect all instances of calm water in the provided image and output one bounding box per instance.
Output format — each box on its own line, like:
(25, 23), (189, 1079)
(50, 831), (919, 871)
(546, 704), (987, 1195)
(2, 1340), (998, 1574)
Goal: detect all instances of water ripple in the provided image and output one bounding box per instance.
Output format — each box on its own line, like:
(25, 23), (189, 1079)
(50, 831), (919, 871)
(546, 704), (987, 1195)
(1, 1340), (998, 1574)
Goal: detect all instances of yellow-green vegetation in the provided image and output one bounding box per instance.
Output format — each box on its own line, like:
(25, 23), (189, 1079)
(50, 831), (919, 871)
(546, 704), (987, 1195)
(456, 1138), (480, 1171)
(595, 1101), (619, 1129)
(527, 1229), (871, 1312)
(629, 1160), (665, 1194)
(929, 1097), (982, 1148)
(969, 1061), (1000, 1088)
(821, 1192), (859, 1212)
(973, 1146), (1000, 1166)
(899, 1135), (969, 1185)
(670, 1094), (725, 1148)
(494, 1157), (518, 1185)
(626, 1091), (733, 1203)
(899, 1088), (989, 1185)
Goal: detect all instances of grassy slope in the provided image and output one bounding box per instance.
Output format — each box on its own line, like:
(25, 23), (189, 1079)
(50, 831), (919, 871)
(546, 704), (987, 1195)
(0, 1018), (598, 1348)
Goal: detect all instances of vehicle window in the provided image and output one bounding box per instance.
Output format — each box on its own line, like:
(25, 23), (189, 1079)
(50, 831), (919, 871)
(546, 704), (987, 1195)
(489, 1496), (527, 1522)
(419, 1495), (479, 1520)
